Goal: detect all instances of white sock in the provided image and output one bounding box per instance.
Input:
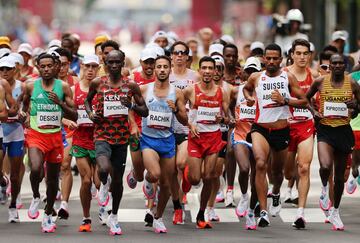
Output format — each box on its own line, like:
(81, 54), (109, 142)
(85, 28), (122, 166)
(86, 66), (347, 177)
(297, 207), (304, 216)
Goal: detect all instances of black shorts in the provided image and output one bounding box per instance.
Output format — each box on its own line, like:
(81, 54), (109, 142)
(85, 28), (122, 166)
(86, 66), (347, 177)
(317, 124), (354, 154)
(249, 123), (290, 151)
(174, 133), (188, 146)
(218, 131), (228, 158)
(0, 137), (3, 150)
(95, 140), (128, 170)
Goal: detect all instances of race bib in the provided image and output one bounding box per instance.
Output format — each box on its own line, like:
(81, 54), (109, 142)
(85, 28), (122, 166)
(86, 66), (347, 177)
(292, 108), (312, 121)
(37, 111), (61, 128)
(77, 110), (93, 126)
(238, 104), (256, 122)
(6, 115), (19, 123)
(147, 110), (172, 129)
(196, 106), (220, 124)
(103, 101), (128, 117)
(323, 102), (348, 118)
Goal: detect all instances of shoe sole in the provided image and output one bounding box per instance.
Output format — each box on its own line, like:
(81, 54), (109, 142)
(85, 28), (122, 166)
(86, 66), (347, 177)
(142, 184), (155, 200)
(27, 210), (39, 219)
(42, 227), (56, 233)
(215, 199), (225, 203)
(97, 194), (110, 207)
(245, 225), (257, 230)
(235, 208), (247, 218)
(126, 173), (137, 189)
(109, 231), (122, 235)
(319, 200), (331, 211)
(346, 184), (356, 194)
(332, 226), (344, 231)
(154, 229), (167, 233)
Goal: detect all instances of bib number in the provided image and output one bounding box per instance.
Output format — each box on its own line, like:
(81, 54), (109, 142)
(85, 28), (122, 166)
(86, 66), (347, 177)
(196, 106), (220, 124)
(77, 110), (93, 126)
(293, 108), (312, 121)
(37, 111), (61, 128)
(147, 110), (172, 129)
(323, 102), (348, 118)
(104, 101), (128, 117)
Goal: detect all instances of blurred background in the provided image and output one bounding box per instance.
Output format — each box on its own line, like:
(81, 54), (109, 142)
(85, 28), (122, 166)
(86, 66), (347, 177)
(0, 0), (359, 61)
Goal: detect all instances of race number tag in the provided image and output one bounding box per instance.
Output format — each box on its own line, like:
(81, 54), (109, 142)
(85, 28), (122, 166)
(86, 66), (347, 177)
(103, 101), (128, 117)
(147, 110), (173, 129)
(196, 106), (220, 124)
(77, 110), (93, 125)
(37, 111), (61, 128)
(238, 104), (256, 122)
(323, 102), (348, 118)
(293, 108), (313, 120)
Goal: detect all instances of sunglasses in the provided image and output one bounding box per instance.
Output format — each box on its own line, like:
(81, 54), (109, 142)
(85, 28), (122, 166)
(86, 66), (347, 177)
(172, 50), (188, 56)
(320, 64), (329, 71)
(84, 64), (99, 69)
(0, 67), (13, 71)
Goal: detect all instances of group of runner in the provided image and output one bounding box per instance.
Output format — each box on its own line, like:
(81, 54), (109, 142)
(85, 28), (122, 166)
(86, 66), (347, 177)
(0, 28), (359, 236)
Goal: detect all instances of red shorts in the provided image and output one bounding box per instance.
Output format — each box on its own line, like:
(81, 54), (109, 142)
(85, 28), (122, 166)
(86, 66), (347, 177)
(353, 131), (360, 150)
(288, 119), (315, 152)
(26, 129), (64, 163)
(188, 130), (227, 158)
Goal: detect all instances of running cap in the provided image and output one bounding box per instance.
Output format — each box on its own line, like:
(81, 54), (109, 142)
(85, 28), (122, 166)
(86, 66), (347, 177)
(18, 43), (33, 55)
(152, 31), (168, 42)
(94, 35), (109, 46)
(0, 48), (11, 58)
(209, 43), (224, 56)
(286, 9), (304, 23)
(0, 55), (16, 68)
(83, 54), (99, 65)
(250, 41), (265, 51)
(9, 53), (24, 65)
(331, 30), (347, 41)
(212, 55), (225, 66)
(0, 36), (11, 48)
(220, 34), (235, 44)
(48, 39), (61, 49)
(244, 56), (261, 71)
(140, 48), (157, 61)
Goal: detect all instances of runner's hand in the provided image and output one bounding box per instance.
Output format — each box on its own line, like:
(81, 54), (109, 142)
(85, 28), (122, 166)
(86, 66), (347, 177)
(120, 96), (132, 109)
(345, 99), (357, 109)
(246, 97), (255, 107)
(89, 112), (101, 124)
(18, 110), (27, 123)
(313, 110), (323, 122)
(62, 118), (78, 130)
(189, 123), (200, 138)
(271, 89), (285, 104)
(166, 100), (177, 112)
(215, 113), (223, 124)
(47, 91), (62, 105)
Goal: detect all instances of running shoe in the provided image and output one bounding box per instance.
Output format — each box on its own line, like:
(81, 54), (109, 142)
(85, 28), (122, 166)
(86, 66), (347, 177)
(41, 213), (56, 233)
(291, 189), (299, 206)
(267, 184), (273, 198)
(225, 190), (235, 208)
(144, 209), (154, 227)
(106, 214), (122, 235)
(182, 165), (192, 193)
(245, 211), (256, 230)
(153, 217), (167, 233)
(172, 208), (184, 225)
(292, 215), (306, 229)
(319, 187), (331, 211)
(235, 194), (249, 217)
(346, 175), (357, 194)
(257, 210), (270, 227)
(269, 194), (281, 217)
(99, 206), (108, 225)
(8, 208), (19, 223)
(330, 208), (344, 231)
(0, 176), (9, 204)
(97, 182), (110, 206)
(28, 197), (41, 219)
(142, 178), (155, 199)
(206, 207), (220, 222)
(254, 202), (260, 217)
(58, 201), (69, 219)
(324, 207), (333, 224)
(196, 219), (212, 229)
(215, 190), (225, 203)
(16, 195), (23, 209)
(91, 183), (97, 199)
(106, 193), (113, 214)
(284, 189), (292, 203)
(79, 219), (92, 232)
(126, 170), (137, 189)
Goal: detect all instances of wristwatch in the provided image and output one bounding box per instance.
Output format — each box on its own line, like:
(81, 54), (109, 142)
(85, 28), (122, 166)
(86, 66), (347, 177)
(284, 97), (290, 105)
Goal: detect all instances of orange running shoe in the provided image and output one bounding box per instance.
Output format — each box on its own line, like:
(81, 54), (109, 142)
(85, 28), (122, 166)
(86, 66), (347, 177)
(172, 209), (184, 225)
(79, 219), (92, 232)
(196, 220), (212, 229)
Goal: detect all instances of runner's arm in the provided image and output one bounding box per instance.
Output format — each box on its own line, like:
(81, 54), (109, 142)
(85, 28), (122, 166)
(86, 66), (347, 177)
(220, 88), (230, 124)
(0, 85), (8, 121)
(229, 86), (238, 118)
(305, 76), (323, 116)
(85, 78), (100, 117)
(1, 78), (17, 116)
(60, 82), (78, 121)
(174, 88), (188, 126)
(130, 82), (149, 117)
(286, 72), (308, 108)
(243, 73), (256, 106)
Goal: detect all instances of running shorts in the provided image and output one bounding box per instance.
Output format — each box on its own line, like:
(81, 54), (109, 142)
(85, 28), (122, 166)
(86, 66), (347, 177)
(218, 131), (228, 159)
(353, 131), (360, 150)
(249, 123), (290, 151)
(174, 133), (188, 146)
(231, 130), (252, 149)
(95, 140), (128, 170)
(140, 133), (176, 158)
(317, 124), (354, 154)
(288, 119), (315, 152)
(188, 130), (227, 159)
(3, 140), (24, 157)
(26, 129), (63, 163)
(70, 145), (96, 164)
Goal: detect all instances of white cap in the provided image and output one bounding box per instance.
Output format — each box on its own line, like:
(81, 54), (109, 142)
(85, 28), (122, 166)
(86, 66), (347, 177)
(250, 41), (265, 51)
(0, 55), (16, 68)
(47, 49), (61, 59)
(286, 9), (304, 23)
(332, 30), (347, 41)
(9, 53), (24, 65)
(18, 43), (33, 55)
(151, 31), (168, 42)
(83, 54), (99, 65)
(140, 48), (157, 61)
(212, 55), (225, 66)
(244, 57), (261, 71)
(209, 43), (224, 56)
(48, 39), (61, 49)
(32, 47), (45, 57)
(220, 34), (234, 44)
(0, 48), (11, 58)
(309, 42), (315, 52)
(145, 42), (165, 56)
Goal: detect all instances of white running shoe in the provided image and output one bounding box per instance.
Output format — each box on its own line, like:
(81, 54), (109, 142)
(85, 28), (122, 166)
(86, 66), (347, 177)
(16, 195), (23, 209)
(8, 208), (19, 223)
(225, 190), (235, 207)
(206, 207), (220, 222)
(324, 207), (333, 224)
(245, 211), (257, 230)
(99, 206), (108, 225)
(329, 208), (344, 231)
(97, 182), (110, 206)
(215, 190), (225, 203)
(58, 201), (69, 219)
(284, 188), (292, 203)
(106, 193), (113, 213)
(257, 210), (270, 227)
(28, 197), (41, 219)
(142, 178), (155, 199)
(106, 214), (122, 235)
(235, 194), (249, 217)
(319, 187), (331, 211)
(153, 217), (167, 233)
(346, 174), (357, 194)
(41, 213), (56, 233)
(269, 194), (281, 217)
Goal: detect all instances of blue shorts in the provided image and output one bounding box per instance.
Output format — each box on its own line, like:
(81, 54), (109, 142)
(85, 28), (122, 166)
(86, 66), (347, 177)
(231, 131), (252, 149)
(3, 140), (25, 157)
(140, 134), (175, 158)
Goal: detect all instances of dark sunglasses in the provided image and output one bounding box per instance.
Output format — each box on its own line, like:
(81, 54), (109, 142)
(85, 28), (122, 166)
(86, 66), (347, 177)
(84, 64), (99, 69)
(320, 64), (329, 71)
(172, 50), (188, 56)
(0, 67), (13, 71)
